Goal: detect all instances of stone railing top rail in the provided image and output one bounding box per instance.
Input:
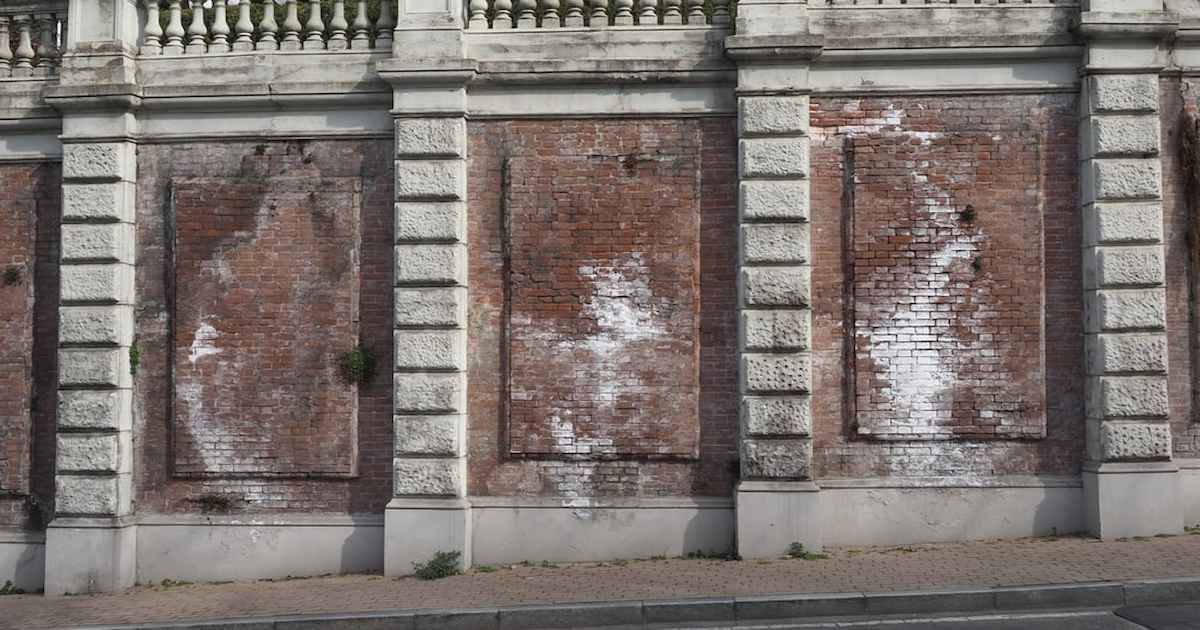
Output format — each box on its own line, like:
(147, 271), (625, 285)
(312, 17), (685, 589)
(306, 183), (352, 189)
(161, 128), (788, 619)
(816, 0), (1077, 6)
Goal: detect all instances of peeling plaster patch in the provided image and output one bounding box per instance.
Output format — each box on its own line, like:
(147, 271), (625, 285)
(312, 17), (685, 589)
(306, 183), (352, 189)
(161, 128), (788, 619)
(188, 320), (222, 364)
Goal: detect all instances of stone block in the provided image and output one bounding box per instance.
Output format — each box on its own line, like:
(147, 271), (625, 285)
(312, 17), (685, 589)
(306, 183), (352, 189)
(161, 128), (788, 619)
(55, 474), (132, 516)
(1089, 376), (1169, 418)
(61, 223), (135, 263)
(394, 244), (467, 286)
(58, 348), (132, 389)
(1087, 333), (1168, 375)
(742, 309), (810, 351)
(393, 457), (464, 496)
(741, 439), (811, 480)
(62, 182), (135, 223)
(741, 266), (810, 307)
(394, 330), (466, 371)
(740, 138), (809, 178)
(740, 180), (809, 222)
(395, 201), (466, 243)
(394, 287), (468, 328)
(1090, 116), (1159, 157)
(58, 389), (133, 431)
(394, 159), (465, 201)
(1086, 288), (1166, 332)
(1083, 245), (1164, 289)
(1084, 203), (1162, 246)
(739, 96), (810, 136)
(741, 224), (809, 264)
(59, 305), (134, 346)
(394, 372), (466, 413)
(394, 415), (464, 456)
(56, 434), (127, 474)
(1090, 74), (1159, 113)
(394, 117), (466, 158)
(60, 264), (134, 304)
(742, 353), (811, 394)
(1091, 159), (1162, 201)
(1100, 422), (1171, 461)
(62, 142), (135, 182)
(742, 396), (811, 437)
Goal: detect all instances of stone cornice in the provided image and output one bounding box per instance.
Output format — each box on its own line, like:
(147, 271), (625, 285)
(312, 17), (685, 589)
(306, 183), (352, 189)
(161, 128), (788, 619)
(724, 34), (826, 63)
(1075, 11), (1181, 41)
(376, 58), (479, 88)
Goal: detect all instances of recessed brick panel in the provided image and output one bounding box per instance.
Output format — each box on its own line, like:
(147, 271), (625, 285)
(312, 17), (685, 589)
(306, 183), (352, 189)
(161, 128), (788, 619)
(171, 177), (360, 478)
(505, 155), (701, 458)
(851, 129), (1046, 440)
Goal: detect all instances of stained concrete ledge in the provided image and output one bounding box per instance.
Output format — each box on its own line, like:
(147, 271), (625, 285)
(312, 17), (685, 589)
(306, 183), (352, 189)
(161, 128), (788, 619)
(73, 576), (1200, 630)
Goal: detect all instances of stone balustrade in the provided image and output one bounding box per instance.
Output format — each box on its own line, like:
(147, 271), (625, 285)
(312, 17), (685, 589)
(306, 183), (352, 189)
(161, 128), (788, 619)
(0, 10), (65, 78)
(820, 0), (1073, 5)
(467, 0), (730, 29)
(139, 0), (393, 56)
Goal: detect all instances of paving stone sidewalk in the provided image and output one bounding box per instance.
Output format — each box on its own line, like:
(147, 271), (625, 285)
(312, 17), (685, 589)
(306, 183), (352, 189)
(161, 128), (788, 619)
(5, 534), (1200, 629)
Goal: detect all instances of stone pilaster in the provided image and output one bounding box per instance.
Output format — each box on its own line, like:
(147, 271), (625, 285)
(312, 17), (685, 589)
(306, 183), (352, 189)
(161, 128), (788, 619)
(726, 0), (823, 559)
(378, 55), (476, 576)
(1078, 7), (1183, 539)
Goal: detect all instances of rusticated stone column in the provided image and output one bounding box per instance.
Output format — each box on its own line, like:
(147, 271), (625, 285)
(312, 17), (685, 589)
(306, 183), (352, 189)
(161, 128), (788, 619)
(1078, 6), (1183, 538)
(726, 0), (824, 559)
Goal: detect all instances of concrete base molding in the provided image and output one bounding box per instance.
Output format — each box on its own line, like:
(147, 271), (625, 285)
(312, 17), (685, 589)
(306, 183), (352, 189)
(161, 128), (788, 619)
(384, 498), (471, 576)
(43, 518), (135, 595)
(0, 531), (44, 592)
(736, 481), (823, 559)
(1084, 463), (1184, 540)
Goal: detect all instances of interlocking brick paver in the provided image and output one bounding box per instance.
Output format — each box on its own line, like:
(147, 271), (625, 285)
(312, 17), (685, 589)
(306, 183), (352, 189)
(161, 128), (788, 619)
(3, 534), (1199, 629)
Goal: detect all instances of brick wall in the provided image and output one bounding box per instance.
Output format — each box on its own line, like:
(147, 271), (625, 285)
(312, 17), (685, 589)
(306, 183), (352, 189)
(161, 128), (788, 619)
(467, 119), (738, 497)
(135, 141), (393, 513)
(0, 162), (59, 528)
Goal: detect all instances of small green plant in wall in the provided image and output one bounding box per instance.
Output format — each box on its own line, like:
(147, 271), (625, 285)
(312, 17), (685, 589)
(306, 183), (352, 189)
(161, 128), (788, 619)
(341, 344), (375, 385)
(413, 550), (461, 580)
(129, 342), (141, 376)
(2, 266), (21, 287)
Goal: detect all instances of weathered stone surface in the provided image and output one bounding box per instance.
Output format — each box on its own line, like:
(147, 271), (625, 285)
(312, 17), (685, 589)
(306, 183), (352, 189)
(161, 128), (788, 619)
(1090, 375), (1169, 418)
(1087, 333), (1168, 375)
(394, 415), (463, 456)
(394, 287), (467, 328)
(394, 330), (466, 371)
(62, 182), (135, 222)
(742, 309), (810, 351)
(60, 264), (134, 304)
(1100, 422), (1171, 461)
(1087, 288), (1166, 332)
(61, 223), (135, 263)
(742, 396), (811, 437)
(1084, 203), (1163, 246)
(741, 267), (810, 307)
(394, 118), (466, 157)
(740, 138), (809, 178)
(56, 434), (124, 473)
(739, 96), (810, 136)
(393, 457), (463, 496)
(741, 224), (809, 264)
(59, 305), (133, 346)
(1084, 246), (1164, 289)
(58, 348), (131, 388)
(394, 372), (466, 413)
(62, 142), (135, 181)
(394, 244), (467, 286)
(741, 438), (811, 480)
(395, 202), (466, 243)
(55, 474), (131, 516)
(742, 353), (811, 393)
(1091, 115), (1159, 156)
(740, 180), (809, 221)
(1090, 74), (1159, 113)
(1092, 159), (1162, 201)
(58, 389), (133, 431)
(394, 159), (465, 201)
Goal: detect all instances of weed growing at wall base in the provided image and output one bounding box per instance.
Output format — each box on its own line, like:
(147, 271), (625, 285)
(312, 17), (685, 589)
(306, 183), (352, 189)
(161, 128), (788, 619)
(413, 551), (461, 580)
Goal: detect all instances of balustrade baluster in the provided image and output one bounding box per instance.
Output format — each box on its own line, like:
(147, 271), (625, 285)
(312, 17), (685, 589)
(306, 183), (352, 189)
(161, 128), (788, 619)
(711, 0), (730, 24)
(303, 0), (325, 49)
(280, 0), (303, 50)
(164, 0), (186, 55)
(637, 0), (658, 24)
(684, 0), (704, 24)
(350, 0), (371, 47)
(564, 0), (585, 26)
(468, 0), (489, 29)
(233, 0), (255, 51)
(142, 0), (163, 55)
(329, 0), (349, 49)
(662, 0), (681, 24)
(375, 0), (393, 52)
(493, 0), (514, 28)
(185, 0), (209, 54)
(0, 18), (12, 77)
(34, 14), (58, 74)
(516, 0), (537, 27)
(613, 0), (634, 24)
(258, 0), (280, 50)
(13, 15), (34, 76)
(210, 0), (231, 52)
(542, 0), (562, 27)
(588, 0), (608, 27)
